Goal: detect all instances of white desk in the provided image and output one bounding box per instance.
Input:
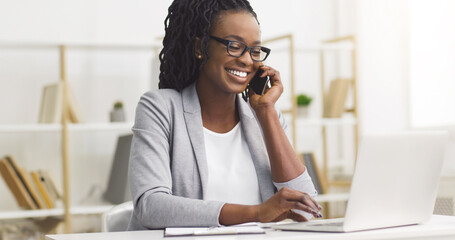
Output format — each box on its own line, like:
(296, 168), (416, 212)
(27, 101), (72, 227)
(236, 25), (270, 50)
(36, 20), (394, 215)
(46, 215), (455, 240)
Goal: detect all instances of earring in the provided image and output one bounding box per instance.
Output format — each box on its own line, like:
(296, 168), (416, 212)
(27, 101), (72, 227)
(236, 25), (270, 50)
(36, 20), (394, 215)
(197, 55), (202, 59)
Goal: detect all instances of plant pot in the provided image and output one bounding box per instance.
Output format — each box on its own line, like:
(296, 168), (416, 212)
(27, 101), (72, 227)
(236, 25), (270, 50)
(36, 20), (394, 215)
(110, 109), (125, 122)
(297, 106), (309, 118)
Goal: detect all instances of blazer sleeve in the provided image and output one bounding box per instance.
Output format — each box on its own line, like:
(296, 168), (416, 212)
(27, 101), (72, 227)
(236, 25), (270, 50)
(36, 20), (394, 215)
(129, 91), (224, 229)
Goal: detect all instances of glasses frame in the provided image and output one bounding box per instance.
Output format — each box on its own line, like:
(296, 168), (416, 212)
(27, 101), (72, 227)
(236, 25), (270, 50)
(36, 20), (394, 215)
(209, 35), (271, 62)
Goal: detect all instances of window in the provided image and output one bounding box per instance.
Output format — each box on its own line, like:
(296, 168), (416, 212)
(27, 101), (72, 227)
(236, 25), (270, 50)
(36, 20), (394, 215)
(410, 0), (455, 128)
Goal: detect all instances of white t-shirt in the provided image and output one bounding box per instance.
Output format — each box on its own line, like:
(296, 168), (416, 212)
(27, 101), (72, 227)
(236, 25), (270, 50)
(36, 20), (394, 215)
(203, 122), (262, 205)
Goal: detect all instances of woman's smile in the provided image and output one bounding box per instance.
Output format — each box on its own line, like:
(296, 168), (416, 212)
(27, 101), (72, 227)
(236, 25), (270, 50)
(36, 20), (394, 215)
(225, 68), (250, 83)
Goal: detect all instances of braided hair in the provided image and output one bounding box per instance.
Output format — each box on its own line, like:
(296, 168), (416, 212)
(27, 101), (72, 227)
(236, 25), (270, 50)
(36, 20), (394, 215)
(158, 0), (259, 91)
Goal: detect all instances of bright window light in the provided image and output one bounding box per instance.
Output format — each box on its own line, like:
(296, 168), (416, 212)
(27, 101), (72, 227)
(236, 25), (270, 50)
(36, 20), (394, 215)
(410, 0), (455, 128)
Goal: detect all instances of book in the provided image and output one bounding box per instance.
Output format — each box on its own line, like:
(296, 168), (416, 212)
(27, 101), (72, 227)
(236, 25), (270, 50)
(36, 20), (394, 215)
(38, 170), (61, 202)
(31, 171), (54, 208)
(0, 156), (38, 209)
(0, 158), (29, 208)
(20, 168), (46, 209)
(38, 82), (83, 124)
(38, 82), (63, 123)
(65, 82), (83, 123)
(165, 226), (265, 237)
(323, 78), (350, 118)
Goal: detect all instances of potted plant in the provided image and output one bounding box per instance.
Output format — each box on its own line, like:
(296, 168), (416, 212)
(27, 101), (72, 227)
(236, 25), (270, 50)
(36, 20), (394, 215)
(110, 101), (126, 122)
(296, 93), (312, 117)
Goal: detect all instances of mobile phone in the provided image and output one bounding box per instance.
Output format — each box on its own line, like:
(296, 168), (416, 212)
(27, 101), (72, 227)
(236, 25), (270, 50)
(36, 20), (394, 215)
(249, 67), (270, 95)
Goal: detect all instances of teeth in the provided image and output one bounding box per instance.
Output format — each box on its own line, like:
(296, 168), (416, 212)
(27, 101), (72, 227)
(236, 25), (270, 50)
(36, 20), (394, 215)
(227, 69), (247, 78)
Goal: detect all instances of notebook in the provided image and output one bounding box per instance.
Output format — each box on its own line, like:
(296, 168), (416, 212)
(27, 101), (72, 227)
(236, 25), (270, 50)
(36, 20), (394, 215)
(273, 131), (449, 232)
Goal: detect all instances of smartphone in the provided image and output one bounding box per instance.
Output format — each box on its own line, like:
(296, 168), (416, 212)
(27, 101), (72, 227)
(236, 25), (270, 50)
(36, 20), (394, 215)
(249, 67), (270, 95)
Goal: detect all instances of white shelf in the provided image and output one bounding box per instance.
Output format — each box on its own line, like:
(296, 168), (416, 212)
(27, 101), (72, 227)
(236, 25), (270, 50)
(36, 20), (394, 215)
(0, 205), (114, 220)
(69, 122), (133, 132)
(0, 122), (133, 133)
(297, 118), (357, 127)
(271, 43), (354, 53)
(297, 43), (354, 52)
(0, 41), (162, 50)
(315, 193), (350, 203)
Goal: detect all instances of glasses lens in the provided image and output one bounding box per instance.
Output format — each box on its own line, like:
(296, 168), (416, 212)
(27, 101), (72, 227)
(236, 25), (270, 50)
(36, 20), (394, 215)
(227, 42), (246, 56)
(227, 41), (270, 62)
(250, 47), (268, 61)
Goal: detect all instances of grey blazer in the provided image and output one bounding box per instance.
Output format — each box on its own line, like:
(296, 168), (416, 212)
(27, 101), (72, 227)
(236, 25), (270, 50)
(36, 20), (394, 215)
(127, 82), (316, 230)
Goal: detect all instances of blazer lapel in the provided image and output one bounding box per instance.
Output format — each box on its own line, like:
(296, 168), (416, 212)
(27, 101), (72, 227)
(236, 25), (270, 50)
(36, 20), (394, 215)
(182, 83), (208, 198)
(237, 97), (276, 202)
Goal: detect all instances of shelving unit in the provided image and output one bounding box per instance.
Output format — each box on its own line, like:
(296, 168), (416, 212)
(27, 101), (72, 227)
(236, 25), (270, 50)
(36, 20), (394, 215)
(319, 35), (358, 191)
(297, 118), (357, 127)
(262, 34), (297, 149)
(0, 123), (133, 133)
(0, 205), (113, 221)
(0, 41), (160, 233)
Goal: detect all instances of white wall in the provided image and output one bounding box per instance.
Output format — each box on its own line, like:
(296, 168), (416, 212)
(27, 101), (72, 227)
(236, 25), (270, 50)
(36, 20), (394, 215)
(356, 0), (410, 134)
(409, 0), (455, 128)
(0, 0), (171, 44)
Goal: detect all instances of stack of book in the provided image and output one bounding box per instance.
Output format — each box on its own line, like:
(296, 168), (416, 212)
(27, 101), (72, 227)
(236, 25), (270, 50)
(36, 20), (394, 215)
(0, 155), (61, 210)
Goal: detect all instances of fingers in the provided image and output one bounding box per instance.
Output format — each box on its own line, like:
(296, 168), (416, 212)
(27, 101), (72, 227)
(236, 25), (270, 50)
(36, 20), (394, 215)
(287, 201), (322, 218)
(279, 188), (322, 218)
(259, 65), (281, 84)
(300, 194), (320, 214)
(296, 190), (322, 211)
(258, 188), (323, 223)
(287, 210), (309, 222)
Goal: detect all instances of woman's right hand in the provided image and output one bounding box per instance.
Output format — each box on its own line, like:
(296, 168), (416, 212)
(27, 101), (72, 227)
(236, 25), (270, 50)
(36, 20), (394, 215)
(255, 187), (322, 222)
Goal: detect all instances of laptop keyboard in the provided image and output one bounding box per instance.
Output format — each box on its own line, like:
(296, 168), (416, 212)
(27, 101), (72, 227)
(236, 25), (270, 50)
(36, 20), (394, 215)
(307, 222), (344, 227)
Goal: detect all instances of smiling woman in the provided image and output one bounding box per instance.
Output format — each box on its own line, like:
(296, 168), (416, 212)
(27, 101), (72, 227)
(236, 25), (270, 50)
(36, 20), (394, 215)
(127, 0), (320, 230)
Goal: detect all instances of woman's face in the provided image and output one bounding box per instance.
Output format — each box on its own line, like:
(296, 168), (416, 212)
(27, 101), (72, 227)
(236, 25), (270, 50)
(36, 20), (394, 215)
(198, 11), (261, 96)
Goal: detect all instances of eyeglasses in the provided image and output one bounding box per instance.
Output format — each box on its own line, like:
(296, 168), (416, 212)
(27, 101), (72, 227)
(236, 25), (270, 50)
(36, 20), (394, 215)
(210, 36), (271, 62)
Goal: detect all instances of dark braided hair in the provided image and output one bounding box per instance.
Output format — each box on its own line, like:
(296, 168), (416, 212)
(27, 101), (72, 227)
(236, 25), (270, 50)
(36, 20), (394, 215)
(158, 0), (259, 91)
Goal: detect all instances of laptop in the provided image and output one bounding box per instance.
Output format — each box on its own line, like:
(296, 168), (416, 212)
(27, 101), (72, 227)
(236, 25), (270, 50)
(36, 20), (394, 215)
(103, 134), (133, 204)
(273, 131), (449, 233)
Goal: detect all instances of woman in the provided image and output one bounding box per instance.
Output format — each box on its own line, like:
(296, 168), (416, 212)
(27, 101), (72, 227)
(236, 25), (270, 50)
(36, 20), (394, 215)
(128, 0), (321, 230)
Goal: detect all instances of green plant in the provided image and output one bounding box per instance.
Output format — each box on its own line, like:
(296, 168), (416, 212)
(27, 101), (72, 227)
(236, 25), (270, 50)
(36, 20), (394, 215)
(296, 94), (312, 107)
(113, 101), (124, 109)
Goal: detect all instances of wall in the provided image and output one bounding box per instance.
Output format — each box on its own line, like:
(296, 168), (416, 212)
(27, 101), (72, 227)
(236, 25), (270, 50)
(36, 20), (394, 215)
(356, 0), (410, 134)
(409, 0), (455, 128)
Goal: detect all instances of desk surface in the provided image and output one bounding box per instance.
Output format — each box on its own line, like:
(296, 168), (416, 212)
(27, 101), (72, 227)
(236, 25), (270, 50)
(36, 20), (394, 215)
(46, 215), (455, 240)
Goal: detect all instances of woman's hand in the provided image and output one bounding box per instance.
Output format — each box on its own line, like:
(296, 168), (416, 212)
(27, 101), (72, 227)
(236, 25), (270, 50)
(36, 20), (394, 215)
(248, 66), (283, 113)
(255, 187), (322, 222)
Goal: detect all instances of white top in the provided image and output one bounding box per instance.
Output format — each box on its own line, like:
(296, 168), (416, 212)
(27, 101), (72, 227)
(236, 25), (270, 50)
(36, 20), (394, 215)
(203, 123), (262, 205)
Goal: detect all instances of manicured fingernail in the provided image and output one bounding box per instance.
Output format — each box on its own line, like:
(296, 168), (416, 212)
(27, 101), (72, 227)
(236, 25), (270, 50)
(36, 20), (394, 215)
(318, 204), (323, 210)
(317, 213), (323, 218)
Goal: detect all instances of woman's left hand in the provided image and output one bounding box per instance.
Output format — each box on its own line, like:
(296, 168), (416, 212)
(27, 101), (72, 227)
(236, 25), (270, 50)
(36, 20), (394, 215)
(248, 66), (283, 112)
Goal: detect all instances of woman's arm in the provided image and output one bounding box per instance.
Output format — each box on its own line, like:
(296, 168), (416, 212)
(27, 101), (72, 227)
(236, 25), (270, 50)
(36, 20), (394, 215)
(248, 66), (305, 182)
